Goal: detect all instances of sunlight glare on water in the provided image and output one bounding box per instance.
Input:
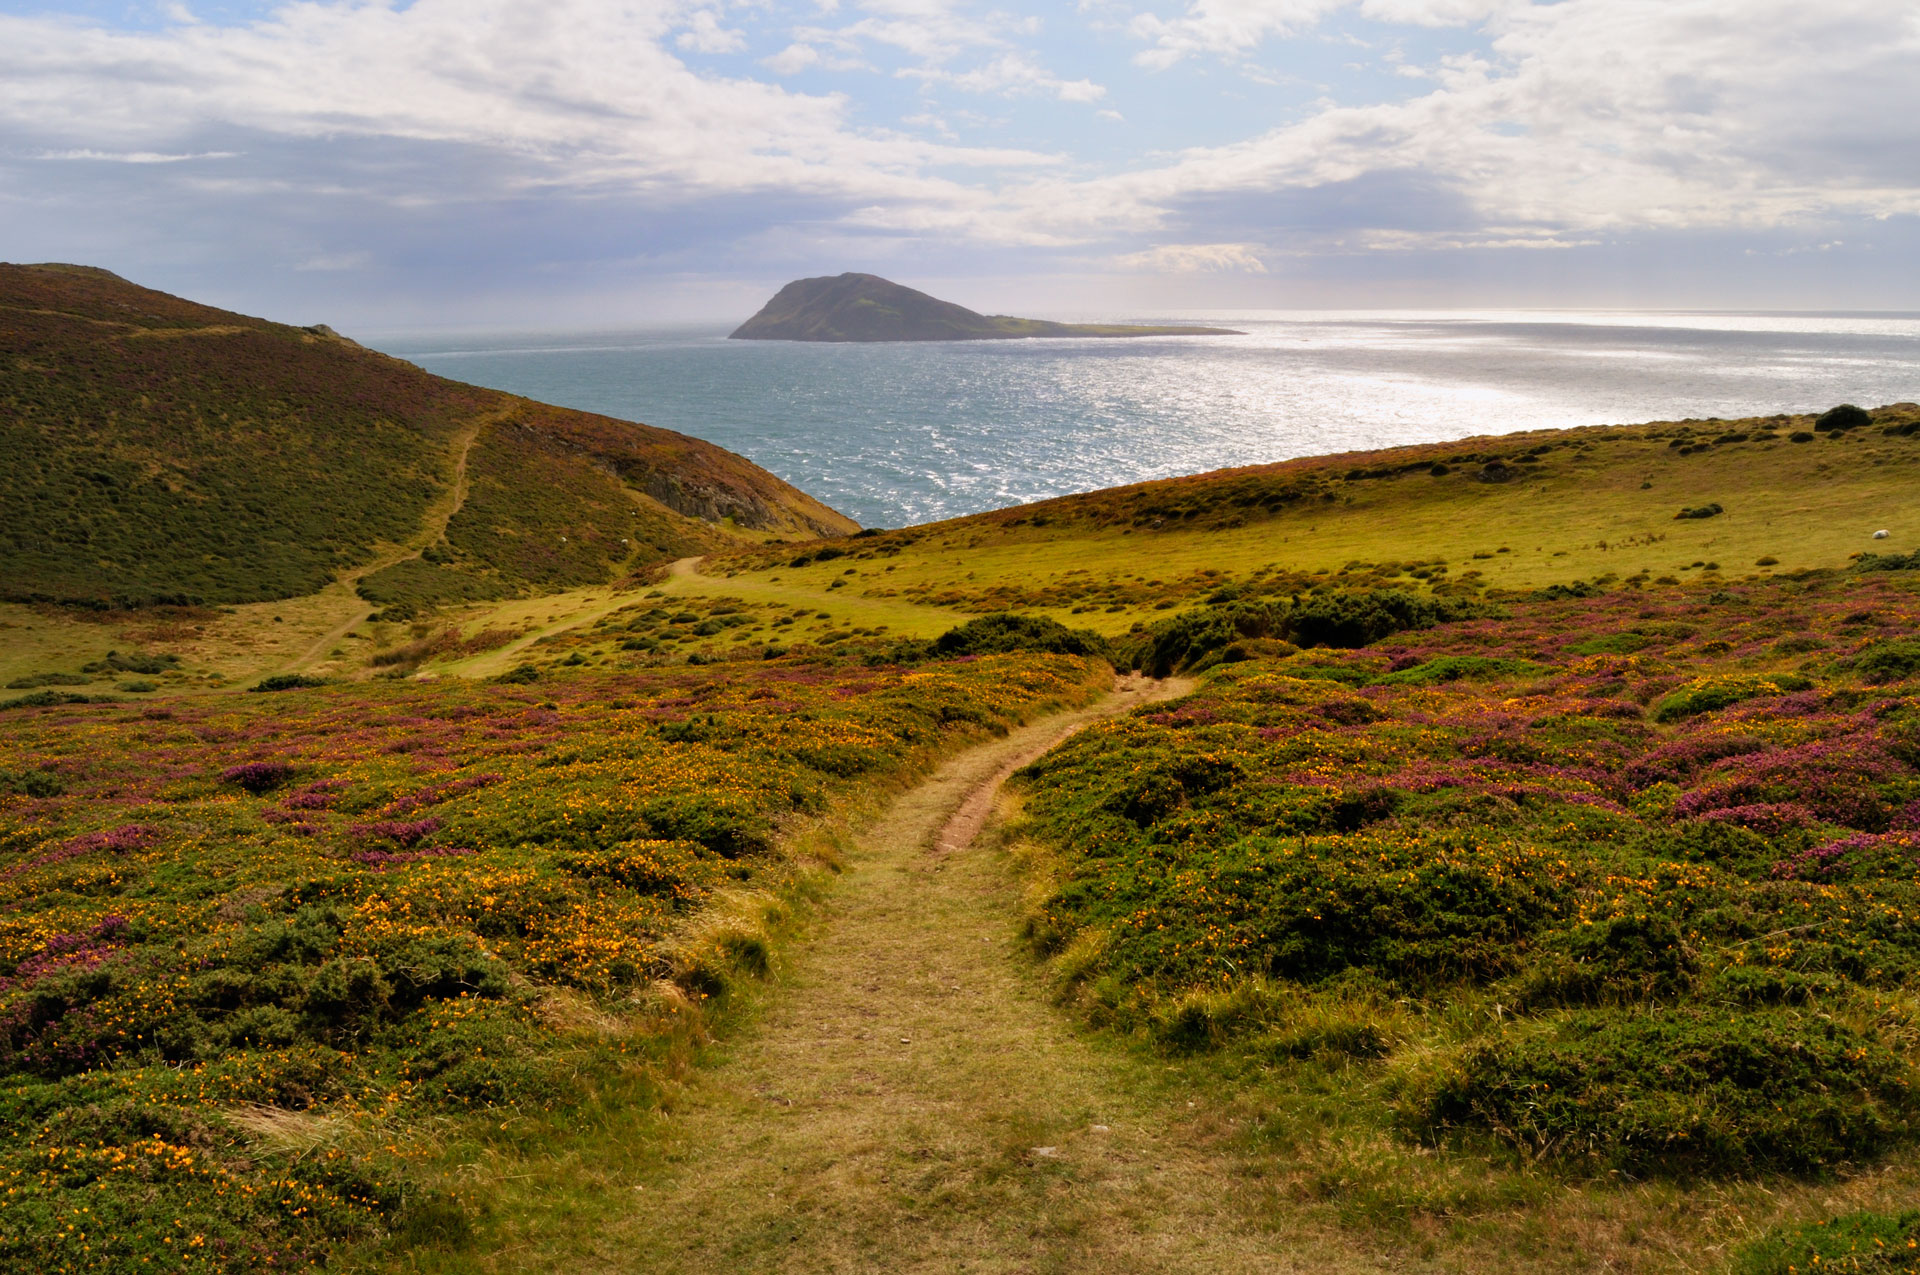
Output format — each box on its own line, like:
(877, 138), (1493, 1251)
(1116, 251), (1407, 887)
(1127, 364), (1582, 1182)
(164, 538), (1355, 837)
(376, 310), (1920, 529)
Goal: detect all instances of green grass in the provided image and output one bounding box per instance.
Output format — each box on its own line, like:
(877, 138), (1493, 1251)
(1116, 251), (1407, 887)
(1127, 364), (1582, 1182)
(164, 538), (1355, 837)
(0, 648), (1109, 1271)
(0, 264), (854, 611)
(705, 402), (1920, 638)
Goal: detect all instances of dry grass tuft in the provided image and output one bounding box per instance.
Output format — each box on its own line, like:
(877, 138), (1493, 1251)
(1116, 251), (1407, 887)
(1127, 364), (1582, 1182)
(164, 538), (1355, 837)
(224, 1105), (357, 1160)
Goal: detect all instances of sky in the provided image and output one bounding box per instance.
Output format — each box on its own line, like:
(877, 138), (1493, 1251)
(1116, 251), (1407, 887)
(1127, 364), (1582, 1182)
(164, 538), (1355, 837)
(2, 0), (1918, 329)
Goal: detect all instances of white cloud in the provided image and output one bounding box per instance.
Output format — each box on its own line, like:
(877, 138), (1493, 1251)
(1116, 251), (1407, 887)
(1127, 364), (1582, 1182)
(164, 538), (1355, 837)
(1114, 241), (1268, 271)
(763, 41), (820, 73)
(793, 0), (1018, 67)
(34, 148), (237, 163)
(1356, 0), (1512, 26)
(1129, 0), (1346, 68)
(903, 52), (1108, 102)
(2, 0), (1916, 284)
(677, 9), (747, 53)
(0, 0), (1051, 219)
(1058, 0), (1920, 249)
(1127, 0), (1512, 67)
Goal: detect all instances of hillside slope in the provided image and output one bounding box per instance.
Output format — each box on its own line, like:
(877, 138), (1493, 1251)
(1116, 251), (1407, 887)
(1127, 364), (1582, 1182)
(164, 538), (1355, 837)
(730, 272), (1241, 342)
(0, 264), (855, 608)
(696, 401), (1920, 637)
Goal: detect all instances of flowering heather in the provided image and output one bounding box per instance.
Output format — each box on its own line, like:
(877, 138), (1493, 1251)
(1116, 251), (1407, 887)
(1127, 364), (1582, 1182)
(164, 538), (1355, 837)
(1015, 572), (1920, 1178)
(0, 823), (160, 880)
(220, 759), (298, 792)
(348, 816), (444, 847)
(0, 649), (1108, 1271)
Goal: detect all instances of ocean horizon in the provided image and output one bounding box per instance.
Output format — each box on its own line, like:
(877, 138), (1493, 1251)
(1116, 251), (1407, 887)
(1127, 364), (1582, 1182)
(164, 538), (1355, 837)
(375, 309), (1920, 530)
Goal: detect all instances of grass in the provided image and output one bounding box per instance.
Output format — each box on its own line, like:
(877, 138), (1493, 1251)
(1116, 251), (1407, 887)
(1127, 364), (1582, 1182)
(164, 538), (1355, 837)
(342, 677), (1398, 1275)
(0, 647), (1110, 1271)
(7, 333), (1920, 1272)
(704, 402), (1920, 638)
(0, 263), (853, 611)
(992, 568), (1920, 1263)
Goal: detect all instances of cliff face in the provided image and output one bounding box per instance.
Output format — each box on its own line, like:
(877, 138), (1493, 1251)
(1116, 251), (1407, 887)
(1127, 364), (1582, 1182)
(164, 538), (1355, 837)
(730, 273), (1241, 343)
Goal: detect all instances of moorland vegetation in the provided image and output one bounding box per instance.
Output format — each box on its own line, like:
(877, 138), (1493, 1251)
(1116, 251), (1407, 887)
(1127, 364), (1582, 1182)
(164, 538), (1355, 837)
(4, 267), (1919, 1271)
(1008, 566), (1920, 1266)
(0, 646), (1107, 1270)
(0, 264), (853, 611)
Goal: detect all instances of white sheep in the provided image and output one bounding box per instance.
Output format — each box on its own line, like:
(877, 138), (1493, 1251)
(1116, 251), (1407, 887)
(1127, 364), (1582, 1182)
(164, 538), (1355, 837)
(1873, 529), (1891, 539)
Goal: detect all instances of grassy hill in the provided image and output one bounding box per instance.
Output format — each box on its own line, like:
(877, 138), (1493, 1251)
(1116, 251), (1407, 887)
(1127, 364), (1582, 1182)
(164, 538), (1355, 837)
(0, 263), (855, 611)
(693, 401), (1920, 635)
(3, 363), (1920, 1273)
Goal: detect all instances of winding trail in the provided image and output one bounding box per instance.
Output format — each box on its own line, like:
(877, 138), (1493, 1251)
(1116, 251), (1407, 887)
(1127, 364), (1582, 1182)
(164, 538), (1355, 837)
(277, 416), (489, 676)
(504, 675), (1377, 1274)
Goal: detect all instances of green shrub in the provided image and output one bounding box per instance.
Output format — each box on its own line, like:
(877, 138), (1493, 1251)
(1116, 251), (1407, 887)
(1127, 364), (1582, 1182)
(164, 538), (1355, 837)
(82, 651), (178, 675)
(357, 558), (513, 610)
(1851, 639), (1920, 684)
(1857, 551), (1920, 573)
(1639, 820), (1779, 877)
(3, 672), (90, 689)
(1378, 655), (1548, 686)
(1, 690), (109, 710)
(1568, 632), (1656, 655)
(1652, 674), (1810, 721)
(250, 673), (333, 693)
(1734, 1210), (1920, 1274)
(1707, 965), (1844, 1006)
(1405, 1010), (1917, 1175)
(1130, 591), (1494, 676)
(930, 612), (1112, 660)
(1675, 503), (1725, 520)
(0, 766), (64, 798)
(1505, 913), (1696, 1007)
(1816, 404), (1873, 432)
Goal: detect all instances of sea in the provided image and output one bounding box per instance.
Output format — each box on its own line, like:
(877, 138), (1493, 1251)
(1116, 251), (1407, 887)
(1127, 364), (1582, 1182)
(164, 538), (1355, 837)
(375, 311), (1920, 531)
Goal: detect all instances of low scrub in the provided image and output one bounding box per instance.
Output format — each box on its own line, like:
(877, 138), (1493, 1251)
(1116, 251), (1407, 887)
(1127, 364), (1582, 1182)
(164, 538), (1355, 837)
(931, 612), (1112, 660)
(1127, 590), (1497, 677)
(1735, 1209), (1920, 1274)
(0, 649), (1107, 1269)
(1402, 1010), (1917, 1175)
(1011, 571), (1920, 1182)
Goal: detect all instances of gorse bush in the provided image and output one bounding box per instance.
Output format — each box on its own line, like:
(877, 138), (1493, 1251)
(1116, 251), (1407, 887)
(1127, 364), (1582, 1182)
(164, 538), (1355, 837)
(1817, 403), (1874, 432)
(1126, 590), (1497, 676)
(1010, 571), (1920, 1178)
(931, 613), (1112, 659)
(1652, 673), (1813, 722)
(0, 649), (1108, 1269)
(1404, 1010), (1917, 1175)
(251, 673), (333, 693)
(1852, 639), (1920, 685)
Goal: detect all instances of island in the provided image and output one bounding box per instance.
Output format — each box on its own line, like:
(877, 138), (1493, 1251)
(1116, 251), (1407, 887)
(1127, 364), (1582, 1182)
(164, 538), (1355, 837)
(728, 272), (1243, 342)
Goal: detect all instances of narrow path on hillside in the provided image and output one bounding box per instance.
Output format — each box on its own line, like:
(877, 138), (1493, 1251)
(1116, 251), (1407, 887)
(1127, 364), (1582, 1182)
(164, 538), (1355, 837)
(526, 674), (1376, 1275)
(277, 417), (489, 676)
